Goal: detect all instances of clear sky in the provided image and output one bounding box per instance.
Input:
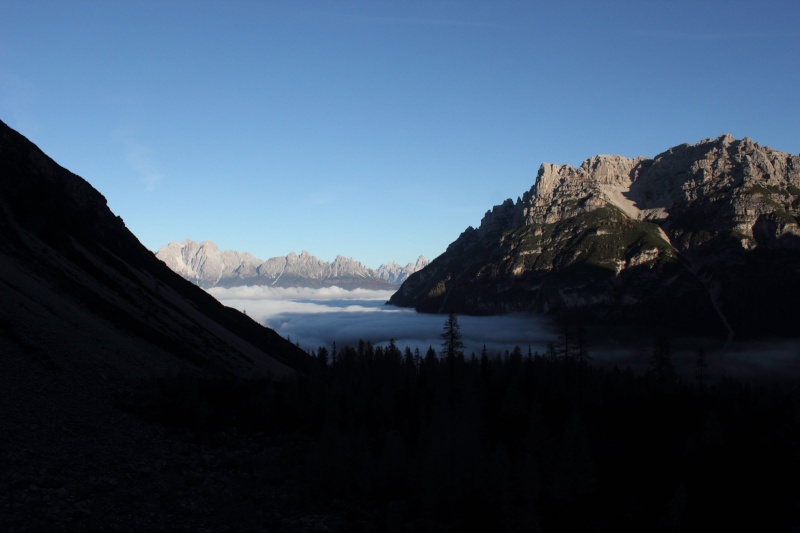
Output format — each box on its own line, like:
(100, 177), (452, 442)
(1, 1), (798, 268)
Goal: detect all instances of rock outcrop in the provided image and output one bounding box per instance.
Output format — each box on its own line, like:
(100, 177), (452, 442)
(390, 135), (800, 338)
(157, 239), (428, 289)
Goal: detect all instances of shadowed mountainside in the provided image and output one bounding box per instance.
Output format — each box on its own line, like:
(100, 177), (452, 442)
(0, 118), (321, 530)
(0, 118), (309, 380)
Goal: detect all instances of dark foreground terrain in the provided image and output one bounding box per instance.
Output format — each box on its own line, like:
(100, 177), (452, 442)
(1, 342), (314, 532)
(5, 334), (799, 532)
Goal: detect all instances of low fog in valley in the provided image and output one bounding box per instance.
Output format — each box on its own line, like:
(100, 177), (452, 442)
(210, 286), (800, 382)
(209, 286), (557, 356)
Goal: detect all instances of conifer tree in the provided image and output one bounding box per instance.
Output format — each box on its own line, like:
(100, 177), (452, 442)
(425, 345), (437, 363)
(387, 337), (399, 359)
(441, 311), (465, 362)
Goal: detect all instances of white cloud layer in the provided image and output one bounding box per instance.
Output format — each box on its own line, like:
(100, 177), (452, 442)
(209, 286), (800, 380)
(209, 286), (557, 356)
(208, 285), (394, 302)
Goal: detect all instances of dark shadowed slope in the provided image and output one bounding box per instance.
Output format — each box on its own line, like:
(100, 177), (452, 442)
(0, 119), (319, 530)
(0, 118), (309, 380)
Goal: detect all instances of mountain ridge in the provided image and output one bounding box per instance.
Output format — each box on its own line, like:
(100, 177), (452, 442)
(156, 238), (428, 290)
(390, 134), (800, 338)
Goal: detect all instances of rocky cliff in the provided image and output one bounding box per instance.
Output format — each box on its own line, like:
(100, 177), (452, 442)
(390, 135), (800, 338)
(157, 239), (428, 289)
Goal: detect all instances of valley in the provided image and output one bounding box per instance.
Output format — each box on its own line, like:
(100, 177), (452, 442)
(4, 1), (800, 529)
(2, 118), (799, 530)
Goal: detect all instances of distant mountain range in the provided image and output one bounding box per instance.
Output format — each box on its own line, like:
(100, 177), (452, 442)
(156, 239), (428, 290)
(390, 134), (800, 339)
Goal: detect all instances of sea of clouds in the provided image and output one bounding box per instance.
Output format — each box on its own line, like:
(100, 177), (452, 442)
(208, 285), (800, 380)
(208, 286), (558, 356)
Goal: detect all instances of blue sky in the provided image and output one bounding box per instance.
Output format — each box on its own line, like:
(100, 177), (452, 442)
(1, 1), (798, 268)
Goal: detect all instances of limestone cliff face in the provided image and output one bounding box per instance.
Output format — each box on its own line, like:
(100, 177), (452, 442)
(390, 135), (800, 338)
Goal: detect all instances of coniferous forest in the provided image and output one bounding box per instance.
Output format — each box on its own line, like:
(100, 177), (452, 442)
(132, 318), (800, 532)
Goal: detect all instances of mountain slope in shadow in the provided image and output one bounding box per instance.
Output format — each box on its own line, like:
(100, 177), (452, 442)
(0, 119), (324, 530)
(0, 118), (309, 381)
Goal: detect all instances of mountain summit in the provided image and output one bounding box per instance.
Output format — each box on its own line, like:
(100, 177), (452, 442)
(390, 135), (800, 338)
(156, 239), (428, 289)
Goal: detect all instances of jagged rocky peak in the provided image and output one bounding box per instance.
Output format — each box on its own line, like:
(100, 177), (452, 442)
(633, 134), (797, 199)
(330, 255), (371, 278)
(156, 239), (427, 289)
(156, 239), (261, 287)
(389, 134), (800, 338)
(477, 198), (524, 237)
(474, 154), (647, 236)
(532, 154), (641, 200)
(376, 256), (430, 284)
(473, 134), (800, 234)
(282, 250), (330, 277)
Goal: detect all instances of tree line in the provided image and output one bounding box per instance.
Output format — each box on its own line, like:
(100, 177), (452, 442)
(132, 313), (800, 531)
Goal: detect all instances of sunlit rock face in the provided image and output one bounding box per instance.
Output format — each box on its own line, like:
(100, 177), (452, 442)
(157, 239), (428, 290)
(375, 256), (429, 285)
(390, 135), (800, 338)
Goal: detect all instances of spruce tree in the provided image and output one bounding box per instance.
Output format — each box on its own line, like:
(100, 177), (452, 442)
(441, 311), (465, 362)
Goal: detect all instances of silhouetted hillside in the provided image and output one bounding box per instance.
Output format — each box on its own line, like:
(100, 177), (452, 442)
(0, 118), (311, 528)
(0, 118), (309, 379)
